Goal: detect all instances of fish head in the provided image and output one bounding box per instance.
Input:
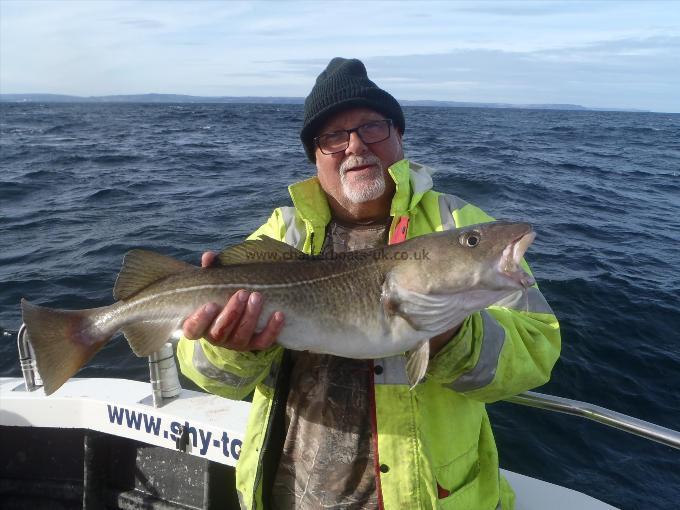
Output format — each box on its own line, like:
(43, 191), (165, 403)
(402, 221), (536, 294)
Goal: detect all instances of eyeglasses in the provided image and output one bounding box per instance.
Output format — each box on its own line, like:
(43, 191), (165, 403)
(314, 119), (393, 155)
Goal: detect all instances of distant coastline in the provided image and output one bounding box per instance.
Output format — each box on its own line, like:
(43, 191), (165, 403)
(0, 93), (651, 113)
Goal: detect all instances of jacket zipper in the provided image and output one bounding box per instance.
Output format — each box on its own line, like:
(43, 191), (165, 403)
(251, 350), (292, 509)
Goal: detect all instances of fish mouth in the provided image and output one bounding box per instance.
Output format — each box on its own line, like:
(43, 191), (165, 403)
(499, 231), (536, 288)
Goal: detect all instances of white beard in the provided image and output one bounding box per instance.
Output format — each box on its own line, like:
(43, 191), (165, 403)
(339, 155), (386, 204)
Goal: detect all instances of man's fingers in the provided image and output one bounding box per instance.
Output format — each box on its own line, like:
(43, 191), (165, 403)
(228, 292), (264, 349)
(208, 290), (250, 345)
(250, 312), (285, 350)
(201, 251), (218, 268)
(183, 302), (221, 340)
(183, 289), (284, 351)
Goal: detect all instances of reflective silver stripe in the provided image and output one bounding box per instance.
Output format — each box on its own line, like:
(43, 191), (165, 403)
(280, 206), (307, 250)
(449, 310), (505, 392)
(438, 193), (470, 230)
(192, 342), (260, 390)
(408, 161), (435, 195)
(237, 489), (247, 510)
(373, 355), (409, 385)
(493, 287), (554, 314)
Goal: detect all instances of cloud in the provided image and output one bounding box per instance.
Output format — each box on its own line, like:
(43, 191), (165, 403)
(116, 18), (165, 30)
(454, 0), (606, 17)
(1, 1), (678, 111)
(276, 35), (680, 111)
(533, 35), (680, 60)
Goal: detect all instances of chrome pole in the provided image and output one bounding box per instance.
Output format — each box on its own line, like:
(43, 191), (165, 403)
(505, 391), (680, 450)
(17, 324), (43, 391)
(148, 342), (181, 407)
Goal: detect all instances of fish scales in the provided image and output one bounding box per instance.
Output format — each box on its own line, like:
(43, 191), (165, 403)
(21, 221), (537, 395)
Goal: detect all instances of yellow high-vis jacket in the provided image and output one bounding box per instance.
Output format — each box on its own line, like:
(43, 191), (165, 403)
(177, 159), (561, 510)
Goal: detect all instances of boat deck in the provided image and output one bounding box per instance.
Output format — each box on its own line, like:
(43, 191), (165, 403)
(0, 377), (618, 509)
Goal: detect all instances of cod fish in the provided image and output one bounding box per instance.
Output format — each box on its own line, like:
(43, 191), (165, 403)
(21, 221), (536, 395)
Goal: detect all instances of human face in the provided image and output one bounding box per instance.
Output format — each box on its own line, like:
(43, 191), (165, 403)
(315, 108), (404, 207)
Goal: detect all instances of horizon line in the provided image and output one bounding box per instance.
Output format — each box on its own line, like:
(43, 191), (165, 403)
(0, 92), (670, 114)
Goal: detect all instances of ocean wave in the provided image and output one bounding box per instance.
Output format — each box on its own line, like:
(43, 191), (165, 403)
(85, 188), (135, 201)
(91, 154), (143, 164)
(42, 123), (88, 135)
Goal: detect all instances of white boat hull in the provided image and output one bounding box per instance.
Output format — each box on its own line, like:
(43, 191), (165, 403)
(0, 377), (617, 509)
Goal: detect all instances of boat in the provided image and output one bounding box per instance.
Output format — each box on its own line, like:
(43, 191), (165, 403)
(2, 326), (678, 509)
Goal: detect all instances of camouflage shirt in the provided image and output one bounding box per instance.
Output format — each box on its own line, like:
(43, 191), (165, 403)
(270, 218), (390, 510)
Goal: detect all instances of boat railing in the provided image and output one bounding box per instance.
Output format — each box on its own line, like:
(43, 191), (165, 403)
(504, 391), (680, 450)
(15, 325), (680, 450)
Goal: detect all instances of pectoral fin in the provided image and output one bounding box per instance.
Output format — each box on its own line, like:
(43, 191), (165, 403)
(405, 340), (430, 388)
(382, 272), (467, 335)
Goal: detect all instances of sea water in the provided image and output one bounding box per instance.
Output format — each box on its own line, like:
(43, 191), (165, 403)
(1, 103), (678, 509)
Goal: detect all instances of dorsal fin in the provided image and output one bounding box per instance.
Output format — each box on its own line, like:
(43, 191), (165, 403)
(218, 236), (308, 265)
(114, 250), (195, 300)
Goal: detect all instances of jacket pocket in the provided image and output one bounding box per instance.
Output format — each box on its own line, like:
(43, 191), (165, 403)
(435, 444), (481, 509)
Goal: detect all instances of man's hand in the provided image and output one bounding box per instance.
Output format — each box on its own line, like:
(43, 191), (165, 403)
(182, 251), (284, 351)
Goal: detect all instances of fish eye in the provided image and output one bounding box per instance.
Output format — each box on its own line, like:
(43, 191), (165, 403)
(460, 231), (481, 248)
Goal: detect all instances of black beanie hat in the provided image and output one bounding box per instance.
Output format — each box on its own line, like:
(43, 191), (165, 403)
(300, 57), (405, 162)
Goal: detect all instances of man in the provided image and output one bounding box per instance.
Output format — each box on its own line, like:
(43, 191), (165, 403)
(177, 57), (561, 510)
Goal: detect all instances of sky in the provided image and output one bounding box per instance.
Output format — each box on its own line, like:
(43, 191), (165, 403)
(1, 0), (679, 112)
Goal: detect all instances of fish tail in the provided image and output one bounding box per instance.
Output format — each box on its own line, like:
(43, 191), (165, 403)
(20, 298), (111, 395)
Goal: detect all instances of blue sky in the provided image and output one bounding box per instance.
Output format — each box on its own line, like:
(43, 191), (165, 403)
(1, 0), (679, 112)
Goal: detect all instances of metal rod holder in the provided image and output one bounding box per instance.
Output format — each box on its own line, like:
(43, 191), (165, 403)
(17, 324), (43, 391)
(148, 342), (182, 407)
(505, 391), (680, 450)
(14, 322), (679, 451)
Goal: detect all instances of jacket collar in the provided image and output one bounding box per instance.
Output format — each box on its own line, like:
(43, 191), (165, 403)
(287, 159), (434, 226)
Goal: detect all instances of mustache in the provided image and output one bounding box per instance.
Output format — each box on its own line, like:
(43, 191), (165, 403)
(339, 154), (382, 175)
